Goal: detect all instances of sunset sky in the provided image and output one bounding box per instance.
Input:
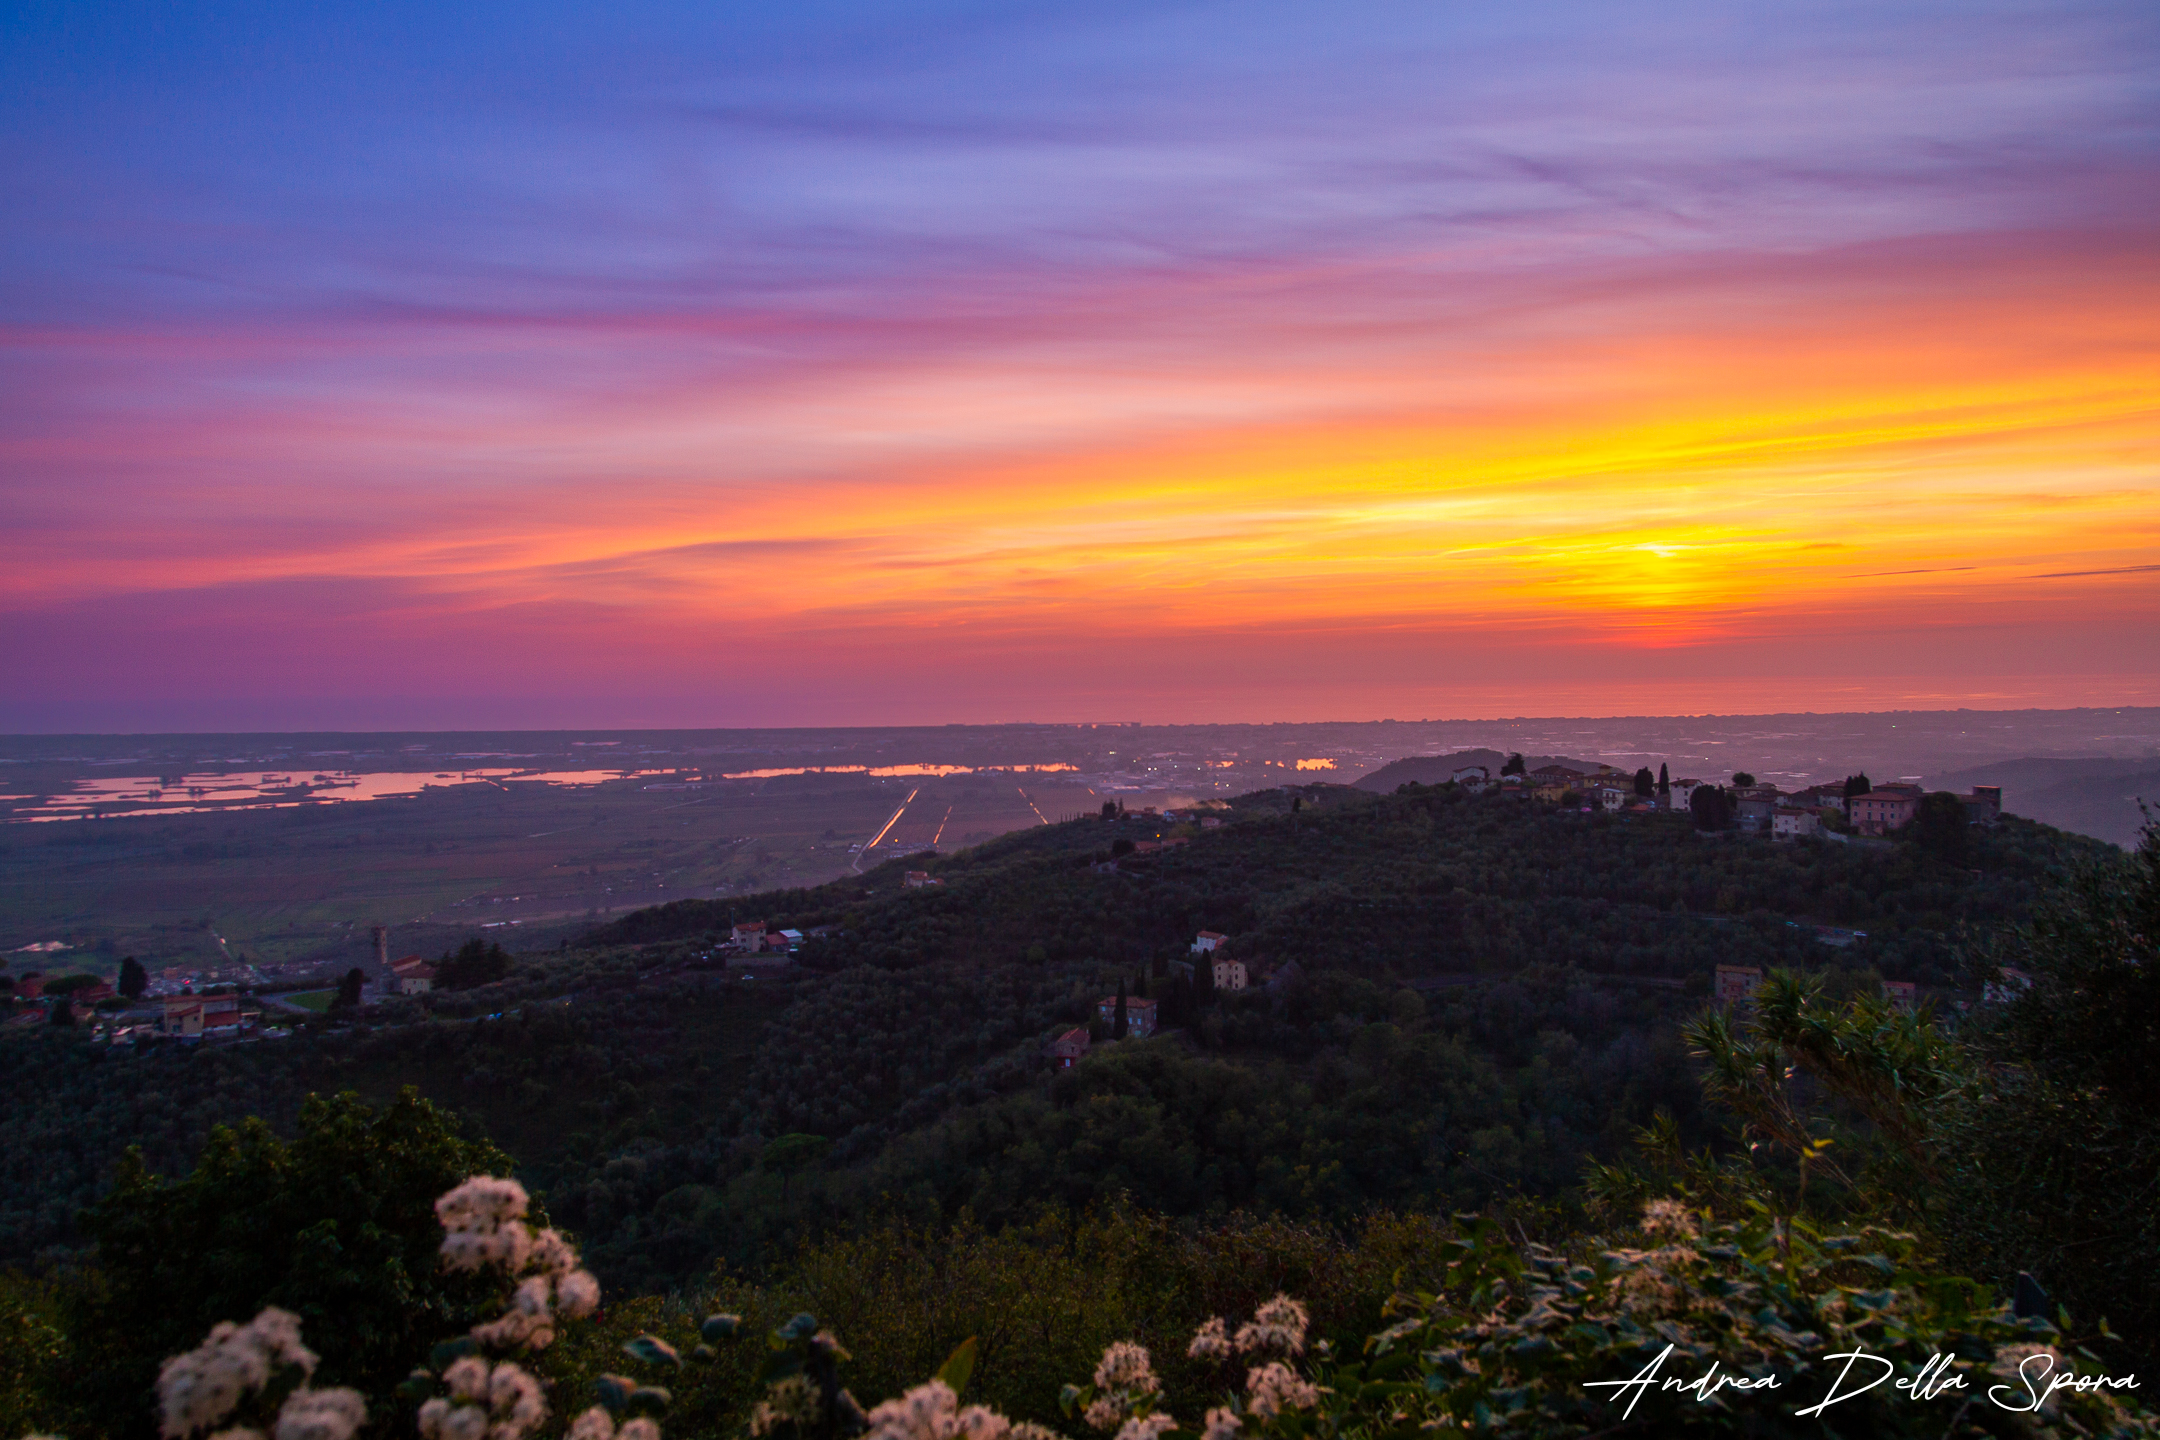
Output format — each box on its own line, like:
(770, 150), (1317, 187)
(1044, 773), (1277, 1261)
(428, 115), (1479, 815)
(4, 0), (2156, 729)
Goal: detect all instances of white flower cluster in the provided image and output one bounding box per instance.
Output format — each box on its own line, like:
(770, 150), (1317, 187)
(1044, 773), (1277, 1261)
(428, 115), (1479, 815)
(1188, 1295), (1310, 1365)
(860, 1379), (1063, 1440)
(1185, 1318), (1232, 1361)
(1640, 1199), (1700, 1241)
(749, 1375), (821, 1437)
(1232, 1296), (1308, 1358)
(1990, 1344), (2067, 1416)
(1083, 1342), (1163, 1432)
(1198, 1409), (1242, 1440)
(154, 1308), (364, 1440)
(417, 1357), (547, 1440)
(567, 1408), (661, 1440)
(271, 1387), (369, 1440)
(1110, 1416), (1175, 1440)
(435, 1176), (602, 1350)
(1240, 1364), (1318, 1421)
(1184, 1298), (1322, 1434)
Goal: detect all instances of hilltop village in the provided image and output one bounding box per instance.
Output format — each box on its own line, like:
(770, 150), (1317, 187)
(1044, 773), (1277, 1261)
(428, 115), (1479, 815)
(1404, 753), (2004, 841)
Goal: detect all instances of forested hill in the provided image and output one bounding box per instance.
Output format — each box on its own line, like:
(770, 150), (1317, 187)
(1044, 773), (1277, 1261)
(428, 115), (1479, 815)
(0, 779), (2117, 1298)
(587, 778), (2098, 989)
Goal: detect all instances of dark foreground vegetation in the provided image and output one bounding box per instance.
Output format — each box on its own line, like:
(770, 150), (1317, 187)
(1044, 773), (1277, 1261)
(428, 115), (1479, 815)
(3, 782), (2156, 1435)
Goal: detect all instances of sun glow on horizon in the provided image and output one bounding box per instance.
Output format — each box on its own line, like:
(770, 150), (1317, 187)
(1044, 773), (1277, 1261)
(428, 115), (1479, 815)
(2, 3), (2156, 727)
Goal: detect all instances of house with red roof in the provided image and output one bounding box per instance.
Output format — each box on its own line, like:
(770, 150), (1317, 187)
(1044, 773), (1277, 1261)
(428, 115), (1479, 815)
(1048, 1028), (1090, 1069)
(390, 954), (436, 994)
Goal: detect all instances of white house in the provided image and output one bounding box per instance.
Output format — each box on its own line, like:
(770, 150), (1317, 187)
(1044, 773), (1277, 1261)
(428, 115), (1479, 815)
(1771, 807), (1822, 841)
(1191, 930), (1228, 954)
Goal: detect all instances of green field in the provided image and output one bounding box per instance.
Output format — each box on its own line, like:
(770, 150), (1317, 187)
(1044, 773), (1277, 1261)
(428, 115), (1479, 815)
(283, 989), (335, 1012)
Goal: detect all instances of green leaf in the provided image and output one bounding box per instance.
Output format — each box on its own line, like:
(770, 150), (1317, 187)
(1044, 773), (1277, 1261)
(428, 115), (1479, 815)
(625, 1334), (683, 1368)
(430, 1336), (477, 1371)
(627, 1386), (673, 1416)
(933, 1336), (979, 1397)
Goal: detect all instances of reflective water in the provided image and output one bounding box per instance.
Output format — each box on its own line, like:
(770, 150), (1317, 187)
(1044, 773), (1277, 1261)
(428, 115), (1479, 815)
(720, 763), (1078, 779)
(2, 768), (667, 822)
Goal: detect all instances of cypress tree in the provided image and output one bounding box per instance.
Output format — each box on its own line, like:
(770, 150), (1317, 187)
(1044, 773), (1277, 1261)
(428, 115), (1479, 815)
(1113, 979), (1128, 1040)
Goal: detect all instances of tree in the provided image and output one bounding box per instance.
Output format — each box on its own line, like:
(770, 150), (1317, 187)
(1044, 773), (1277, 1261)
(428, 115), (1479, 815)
(1100, 802), (1118, 820)
(1843, 772), (1872, 798)
(1902, 816), (2160, 1363)
(1690, 785), (1733, 832)
(1500, 753), (1525, 776)
(118, 956), (147, 1001)
(1909, 791), (1970, 863)
(435, 938), (510, 991)
(68, 1089), (518, 1438)
(1633, 767), (1655, 798)
(1732, 772), (1755, 787)
(1192, 953), (1216, 1011)
(46, 997), (72, 1028)
(1132, 971), (1147, 1000)
(1113, 980), (1128, 1040)
(331, 968), (364, 1010)
(762, 1133), (832, 1204)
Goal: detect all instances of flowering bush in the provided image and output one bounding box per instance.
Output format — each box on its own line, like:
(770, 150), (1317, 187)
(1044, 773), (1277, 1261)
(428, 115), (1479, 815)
(714, 1211), (2154, 1440)
(1303, 1207), (2157, 1438)
(95, 1180), (2155, 1440)
(119, 1175), (659, 1440)
(152, 1307), (366, 1440)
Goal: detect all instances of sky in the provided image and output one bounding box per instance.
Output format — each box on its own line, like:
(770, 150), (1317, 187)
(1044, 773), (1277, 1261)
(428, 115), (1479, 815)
(3, 0), (2156, 730)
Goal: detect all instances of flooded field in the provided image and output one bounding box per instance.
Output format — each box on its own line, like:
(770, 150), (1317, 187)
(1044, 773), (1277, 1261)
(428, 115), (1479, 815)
(0, 768), (672, 822)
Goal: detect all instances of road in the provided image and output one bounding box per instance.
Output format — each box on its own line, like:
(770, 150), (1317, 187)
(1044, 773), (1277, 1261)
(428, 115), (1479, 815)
(853, 788), (920, 872)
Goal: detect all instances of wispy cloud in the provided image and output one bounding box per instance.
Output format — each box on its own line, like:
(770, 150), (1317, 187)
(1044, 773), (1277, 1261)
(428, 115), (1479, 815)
(2034, 564), (2160, 578)
(2, 0), (2157, 725)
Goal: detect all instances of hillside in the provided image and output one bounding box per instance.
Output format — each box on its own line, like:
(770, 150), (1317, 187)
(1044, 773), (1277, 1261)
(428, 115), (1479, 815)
(1928, 755), (2160, 849)
(0, 779), (2121, 1294)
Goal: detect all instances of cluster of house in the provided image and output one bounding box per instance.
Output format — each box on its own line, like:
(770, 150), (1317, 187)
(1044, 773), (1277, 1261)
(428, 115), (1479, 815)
(5, 972), (117, 1006)
(1047, 930), (1284, 1068)
(729, 921), (804, 957)
(154, 991), (263, 1039)
(4, 963), (292, 1042)
(1761, 780), (1999, 839)
(1448, 761), (2002, 840)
